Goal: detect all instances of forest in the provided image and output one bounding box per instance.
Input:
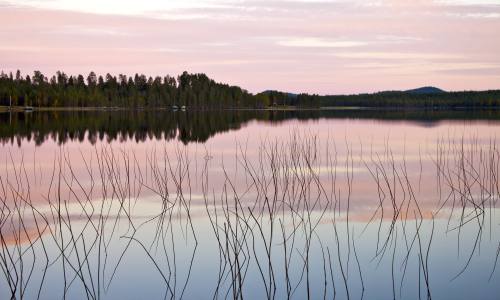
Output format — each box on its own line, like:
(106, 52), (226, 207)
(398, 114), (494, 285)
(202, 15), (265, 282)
(1, 70), (499, 109)
(319, 90), (500, 108)
(0, 70), (318, 109)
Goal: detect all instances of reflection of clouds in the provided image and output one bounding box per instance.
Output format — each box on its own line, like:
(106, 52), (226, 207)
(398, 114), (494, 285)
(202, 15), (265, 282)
(1, 121), (499, 249)
(282, 165), (368, 175)
(0, 224), (44, 246)
(3, 192), (496, 247)
(1, 197), (206, 247)
(1, 120), (499, 300)
(313, 209), (437, 225)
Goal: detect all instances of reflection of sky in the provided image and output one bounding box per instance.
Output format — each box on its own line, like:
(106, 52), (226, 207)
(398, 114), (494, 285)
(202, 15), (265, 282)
(1, 118), (500, 298)
(1, 209), (498, 299)
(1, 0), (500, 94)
(1, 118), (498, 214)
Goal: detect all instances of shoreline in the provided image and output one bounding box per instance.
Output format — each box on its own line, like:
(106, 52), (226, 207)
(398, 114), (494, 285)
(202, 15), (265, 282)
(2, 105), (500, 113)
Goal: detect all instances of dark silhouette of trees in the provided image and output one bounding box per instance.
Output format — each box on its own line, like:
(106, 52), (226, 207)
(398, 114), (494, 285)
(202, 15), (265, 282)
(254, 91), (321, 107)
(1, 70), (499, 109)
(319, 90), (500, 108)
(0, 70), (262, 109)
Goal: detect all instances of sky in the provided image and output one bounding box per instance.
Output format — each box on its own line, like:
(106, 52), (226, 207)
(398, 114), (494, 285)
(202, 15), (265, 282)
(1, 0), (499, 94)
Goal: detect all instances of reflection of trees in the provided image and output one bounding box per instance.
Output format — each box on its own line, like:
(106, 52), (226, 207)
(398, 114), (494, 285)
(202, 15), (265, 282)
(1, 109), (500, 146)
(0, 110), (266, 146)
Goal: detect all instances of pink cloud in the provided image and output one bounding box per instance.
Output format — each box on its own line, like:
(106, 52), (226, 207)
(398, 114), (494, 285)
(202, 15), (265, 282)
(0, 1), (499, 94)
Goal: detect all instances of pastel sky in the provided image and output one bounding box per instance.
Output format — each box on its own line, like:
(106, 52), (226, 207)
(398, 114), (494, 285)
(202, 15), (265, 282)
(1, 0), (499, 94)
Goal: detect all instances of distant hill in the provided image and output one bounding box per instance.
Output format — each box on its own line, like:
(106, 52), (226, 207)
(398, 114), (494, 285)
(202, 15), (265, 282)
(404, 86), (445, 94)
(262, 87), (446, 98)
(261, 90), (298, 98)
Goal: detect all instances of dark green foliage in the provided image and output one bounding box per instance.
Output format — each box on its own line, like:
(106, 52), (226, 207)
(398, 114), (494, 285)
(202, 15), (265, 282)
(0, 70), (260, 109)
(320, 90), (500, 108)
(2, 70), (499, 109)
(256, 91), (320, 107)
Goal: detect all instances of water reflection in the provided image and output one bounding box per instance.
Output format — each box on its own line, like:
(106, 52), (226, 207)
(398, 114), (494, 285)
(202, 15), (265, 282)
(0, 112), (499, 299)
(1, 109), (500, 146)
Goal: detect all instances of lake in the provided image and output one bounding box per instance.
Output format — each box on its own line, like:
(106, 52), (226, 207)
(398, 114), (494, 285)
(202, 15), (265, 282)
(1, 110), (499, 299)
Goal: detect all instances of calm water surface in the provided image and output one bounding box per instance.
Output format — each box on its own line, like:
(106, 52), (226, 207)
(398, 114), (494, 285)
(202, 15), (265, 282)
(0, 110), (499, 299)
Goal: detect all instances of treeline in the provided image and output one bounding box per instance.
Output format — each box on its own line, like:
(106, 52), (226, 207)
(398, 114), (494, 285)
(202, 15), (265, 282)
(255, 90), (321, 107)
(253, 88), (500, 108)
(2, 70), (499, 109)
(0, 70), (263, 108)
(248, 89), (500, 109)
(320, 90), (500, 108)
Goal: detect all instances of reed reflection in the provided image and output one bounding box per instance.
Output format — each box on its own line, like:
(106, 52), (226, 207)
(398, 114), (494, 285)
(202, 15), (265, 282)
(0, 116), (499, 299)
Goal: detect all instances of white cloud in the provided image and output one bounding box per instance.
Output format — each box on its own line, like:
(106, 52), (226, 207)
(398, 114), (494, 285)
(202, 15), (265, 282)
(437, 0), (500, 5)
(333, 52), (464, 60)
(50, 25), (136, 37)
(445, 12), (500, 17)
(2, 0), (227, 15)
(277, 37), (367, 48)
